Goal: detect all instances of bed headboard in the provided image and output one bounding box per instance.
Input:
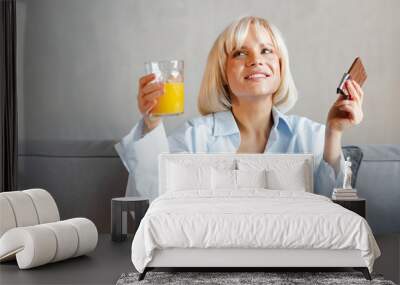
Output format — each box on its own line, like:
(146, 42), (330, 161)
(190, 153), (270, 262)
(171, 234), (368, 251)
(158, 153), (314, 195)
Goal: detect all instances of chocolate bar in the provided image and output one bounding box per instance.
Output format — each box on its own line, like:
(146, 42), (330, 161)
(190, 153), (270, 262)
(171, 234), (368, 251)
(337, 57), (367, 98)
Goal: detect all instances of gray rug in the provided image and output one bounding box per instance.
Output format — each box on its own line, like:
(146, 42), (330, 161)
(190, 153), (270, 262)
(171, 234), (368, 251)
(116, 271), (396, 285)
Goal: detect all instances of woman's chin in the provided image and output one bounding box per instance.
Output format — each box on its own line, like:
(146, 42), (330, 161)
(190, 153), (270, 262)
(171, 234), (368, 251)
(232, 93), (273, 102)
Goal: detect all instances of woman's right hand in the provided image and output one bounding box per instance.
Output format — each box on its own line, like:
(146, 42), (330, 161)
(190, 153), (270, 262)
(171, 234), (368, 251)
(137, 73), (164, 132)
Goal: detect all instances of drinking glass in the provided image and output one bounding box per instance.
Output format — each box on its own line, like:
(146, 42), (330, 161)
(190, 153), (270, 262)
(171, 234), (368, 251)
(144, 60), (184, 116)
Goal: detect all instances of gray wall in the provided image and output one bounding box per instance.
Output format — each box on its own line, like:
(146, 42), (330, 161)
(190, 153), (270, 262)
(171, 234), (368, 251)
(17, 0), (400, 144)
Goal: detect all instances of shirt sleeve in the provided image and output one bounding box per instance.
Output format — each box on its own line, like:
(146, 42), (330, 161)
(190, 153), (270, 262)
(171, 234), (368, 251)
(300, 118), (345, 197)
(114, 118), (201, 201)
(314, 152), (345, 197)
(114, 118), (169, 200)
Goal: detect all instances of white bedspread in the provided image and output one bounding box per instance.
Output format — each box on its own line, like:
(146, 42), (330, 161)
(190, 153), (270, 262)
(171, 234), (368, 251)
(131, 190), (380, 273)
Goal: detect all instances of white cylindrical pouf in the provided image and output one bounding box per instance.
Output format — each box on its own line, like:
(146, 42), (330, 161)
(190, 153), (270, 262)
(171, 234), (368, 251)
(1, 192), (39, 227)
(42, 221), (79, 262)
(0, 196), (17, 237)
(23, 189), (60, 224)
(67, 218), (98, 257)
(0, 226), (57, 269)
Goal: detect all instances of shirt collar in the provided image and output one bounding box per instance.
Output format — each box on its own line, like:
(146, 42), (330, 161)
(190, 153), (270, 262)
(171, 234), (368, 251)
(212, 106), (293, 137)
(271, 106), (293, 134)
(213, 110), (240, 136)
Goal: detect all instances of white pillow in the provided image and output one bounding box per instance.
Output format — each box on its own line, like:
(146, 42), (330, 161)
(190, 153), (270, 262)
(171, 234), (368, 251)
(167, 162), (211, 191)
(236, 169), (267, 189)
(266, 165), (307, 191)
(211, 168), (236, 190)
(237, 159), (310, 192)
(211, 168), (267, 190)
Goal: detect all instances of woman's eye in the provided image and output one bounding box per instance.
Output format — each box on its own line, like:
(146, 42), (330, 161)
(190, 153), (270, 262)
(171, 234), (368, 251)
(232, 48), (272, 58)
(233, 50), (246, 57)
(262, 48), (272, 54)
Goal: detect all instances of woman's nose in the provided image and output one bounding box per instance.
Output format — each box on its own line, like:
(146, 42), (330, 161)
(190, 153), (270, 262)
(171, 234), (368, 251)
(246, 54), (264, 67)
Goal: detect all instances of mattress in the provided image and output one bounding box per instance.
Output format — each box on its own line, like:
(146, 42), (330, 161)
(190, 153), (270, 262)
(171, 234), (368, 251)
(131, 190), (380, 273)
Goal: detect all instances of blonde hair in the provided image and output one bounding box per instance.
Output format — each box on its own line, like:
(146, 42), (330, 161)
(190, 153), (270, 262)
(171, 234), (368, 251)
(198, 16), (298, 115)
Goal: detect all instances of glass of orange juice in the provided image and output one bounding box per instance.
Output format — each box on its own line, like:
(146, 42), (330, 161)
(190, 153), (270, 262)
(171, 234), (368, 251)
(144, 60), (184, 116)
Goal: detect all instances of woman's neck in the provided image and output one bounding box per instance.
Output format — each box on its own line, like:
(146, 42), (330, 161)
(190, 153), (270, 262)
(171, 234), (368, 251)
(231, 95), (274, 136)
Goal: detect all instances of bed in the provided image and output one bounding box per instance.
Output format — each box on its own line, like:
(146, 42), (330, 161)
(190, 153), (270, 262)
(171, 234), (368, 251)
(131, 153), (381, 281)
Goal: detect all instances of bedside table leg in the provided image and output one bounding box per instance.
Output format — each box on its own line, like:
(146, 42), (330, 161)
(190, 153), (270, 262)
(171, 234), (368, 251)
(111, 201), (124, 242)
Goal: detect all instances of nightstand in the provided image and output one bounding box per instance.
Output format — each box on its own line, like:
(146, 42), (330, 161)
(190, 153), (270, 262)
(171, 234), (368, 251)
(111, 197), (149, 242)
(332, 198), (366, 218)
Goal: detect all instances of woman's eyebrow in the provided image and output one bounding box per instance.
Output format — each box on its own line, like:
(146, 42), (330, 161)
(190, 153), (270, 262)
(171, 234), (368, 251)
(239, 43), (274, 50)
(260, 43), (274, 48)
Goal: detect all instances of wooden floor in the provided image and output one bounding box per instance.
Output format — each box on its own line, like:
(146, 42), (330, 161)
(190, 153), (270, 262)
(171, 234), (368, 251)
(0, 234), (398, 284)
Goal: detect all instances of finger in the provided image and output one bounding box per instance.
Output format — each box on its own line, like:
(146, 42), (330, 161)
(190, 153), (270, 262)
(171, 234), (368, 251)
(338, 103), (355, 112)
(339, 101), (362, 118)
(338, 104), (356, 120)
(142, 82), (163, 95)
(142, 90), (163, 102)
(145, 100), (158, 115)
(334, 99), (357, 111)
(138, 91), (158, 111)
(142, 100), (154, 114)
(337, 86), (351, 101)
(345, 80), (360, 103)
(139, 73), (156, 88)
(335, 100), (356, 108)
(350, 80), (364, 103)
(139, 96), (156, 114)
(334, 92), (352, 104)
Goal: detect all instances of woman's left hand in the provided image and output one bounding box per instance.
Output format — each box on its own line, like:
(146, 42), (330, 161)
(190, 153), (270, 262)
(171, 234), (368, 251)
(326, 79), (364, 133)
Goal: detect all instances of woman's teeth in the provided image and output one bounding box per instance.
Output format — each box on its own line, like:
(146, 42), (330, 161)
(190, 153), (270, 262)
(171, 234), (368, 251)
(246, 74), (267, 79)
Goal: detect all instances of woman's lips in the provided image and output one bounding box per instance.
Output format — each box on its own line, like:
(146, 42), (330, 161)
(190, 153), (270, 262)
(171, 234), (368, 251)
(244, 72), (271, 80)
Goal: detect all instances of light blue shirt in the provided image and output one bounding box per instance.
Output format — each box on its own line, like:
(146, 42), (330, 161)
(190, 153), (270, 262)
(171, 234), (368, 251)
(115, 107), (344, 201)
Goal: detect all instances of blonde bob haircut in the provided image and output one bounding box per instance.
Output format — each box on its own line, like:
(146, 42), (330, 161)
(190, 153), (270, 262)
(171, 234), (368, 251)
(198, 16), (298, 115)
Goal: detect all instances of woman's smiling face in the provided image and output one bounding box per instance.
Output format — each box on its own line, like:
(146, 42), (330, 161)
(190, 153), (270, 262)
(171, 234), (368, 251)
(226, 24), (281, 99)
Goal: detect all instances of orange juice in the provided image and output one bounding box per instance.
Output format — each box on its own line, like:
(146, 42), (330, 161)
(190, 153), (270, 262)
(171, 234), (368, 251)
(151, 82), (184, 116)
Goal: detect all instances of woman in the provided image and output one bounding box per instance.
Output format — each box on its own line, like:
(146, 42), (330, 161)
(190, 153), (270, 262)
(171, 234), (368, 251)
(115, 16), (364, 201)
